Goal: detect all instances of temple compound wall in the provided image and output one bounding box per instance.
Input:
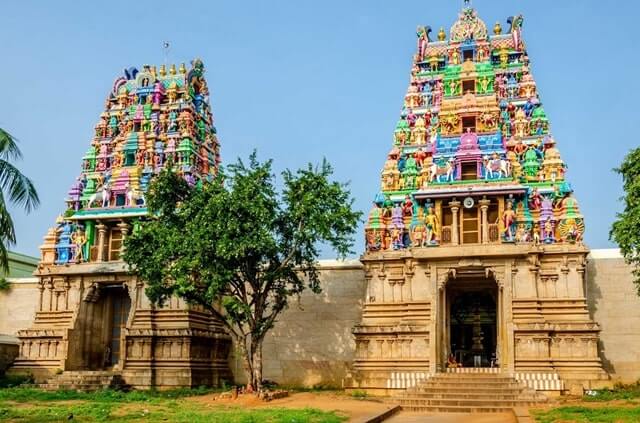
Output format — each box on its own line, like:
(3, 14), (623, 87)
(2, 251), (639, 389)
(586, 250), (640, 380)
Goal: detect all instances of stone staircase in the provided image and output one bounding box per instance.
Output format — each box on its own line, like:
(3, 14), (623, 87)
(393, 372), (548, 413)
(39, 370), (127, 392)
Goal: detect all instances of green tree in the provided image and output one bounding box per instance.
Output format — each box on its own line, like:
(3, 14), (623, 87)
(611, 147), (640, 294)
(0, 129), (39, 272)
(123, 153), (361, 390)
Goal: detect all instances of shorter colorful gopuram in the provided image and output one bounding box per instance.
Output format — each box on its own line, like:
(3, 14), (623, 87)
(11, 60), (231, 388)
(51, 59), (219, 265)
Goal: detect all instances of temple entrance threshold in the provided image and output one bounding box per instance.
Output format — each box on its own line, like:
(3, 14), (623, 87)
(444, 277), (499, 369)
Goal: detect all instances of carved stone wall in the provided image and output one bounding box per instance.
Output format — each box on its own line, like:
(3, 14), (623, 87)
(346, 243), (607, 393)
(7, 262), (231, 388)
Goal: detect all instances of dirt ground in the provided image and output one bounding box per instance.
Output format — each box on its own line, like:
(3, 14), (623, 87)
(188, 391), (395, 421)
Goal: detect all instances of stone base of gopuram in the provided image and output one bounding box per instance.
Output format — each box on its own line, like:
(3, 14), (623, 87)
(344, 243), (609, 395)
(8, 262), (232, 389)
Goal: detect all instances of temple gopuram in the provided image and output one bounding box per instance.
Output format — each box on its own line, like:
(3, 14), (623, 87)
(348, 3), (607, 394)
(11, 60), (231, 388)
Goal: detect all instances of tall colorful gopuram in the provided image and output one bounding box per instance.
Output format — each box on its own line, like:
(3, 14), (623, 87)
(349, 3), (607, 394)
(11, 60), (231, 388)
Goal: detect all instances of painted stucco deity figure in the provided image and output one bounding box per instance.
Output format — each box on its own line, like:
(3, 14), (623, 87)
(412, 116), (427, 145)
(515, 224), (530, 243)
(366, 229), (382, 252)
(450, 49), (460, 65)
(68, 177), (84, 211)
(391, 203), (404, 227)
(508, 14), (524, 51)
(506, 150), (523, 180)
(523, 147), (541, 180)
(403, 156), (419, 189)
(502, 201), (517, 241)
(405, 86), (422, 109)
(402, 195), (414, 218)
(543, 216), (554, 242)
(411, 222), (426, 247)
(513, 108), (529, 138)
(416, 26), (431, 60)
(449, 79), (459, 96)
(71, 228), (87, 263)
(381, 152), (400, 191)
(167, 82), (178, 103)
(433, 81), (443, 105)
(152, 80), (164, 105)
(424, 206), (439, 245)
(422, 82), (433, 106)
(384, 230), (393, 251)
(394, 117), (410, 145)
(528, 188), (542, 211)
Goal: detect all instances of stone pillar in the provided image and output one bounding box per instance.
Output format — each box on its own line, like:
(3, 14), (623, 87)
(96, 222), (108, 262)
(479, 197), (491, 244)
(428, 266), (438, 375)
(449, 200), (460, 245)
(440, 287), (447, 369)
(497, 286), (503, 369)
(117, 222), (130, 256)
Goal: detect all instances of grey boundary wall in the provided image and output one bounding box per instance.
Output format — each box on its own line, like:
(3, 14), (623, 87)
(1, 251), (639, 386)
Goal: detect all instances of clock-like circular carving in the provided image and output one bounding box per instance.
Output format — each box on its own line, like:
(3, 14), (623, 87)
(463, 197), (475, 209)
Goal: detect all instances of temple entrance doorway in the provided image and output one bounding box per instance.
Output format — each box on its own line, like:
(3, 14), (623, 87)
(106, 286), (131, 368)
(446, 278), (498, 368)
(78, 284), (131, 371)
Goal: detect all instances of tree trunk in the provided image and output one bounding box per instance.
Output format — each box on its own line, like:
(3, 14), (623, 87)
(235, 337), (255, 390)
(252, 344), (263, 391)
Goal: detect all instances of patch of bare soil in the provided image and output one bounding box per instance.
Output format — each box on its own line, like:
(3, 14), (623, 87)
(110, 403), (169, 418)
(2, 400), (87, 409)
(188, 391), (393, 420)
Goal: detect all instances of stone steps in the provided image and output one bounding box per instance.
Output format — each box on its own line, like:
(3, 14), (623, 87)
(414, 386), (528, 394)
(399, 404), (519, 413)
(40, 371), (126, 392)
(420, 381), (523, 388)
(403, 392), (532, 400)
(394, 372), (547, 413)
(397, 398), (541, 407)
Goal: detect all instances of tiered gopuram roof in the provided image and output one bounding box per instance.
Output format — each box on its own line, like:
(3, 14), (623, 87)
(365, 4), (584, 252)
(43, 59), (220, 265)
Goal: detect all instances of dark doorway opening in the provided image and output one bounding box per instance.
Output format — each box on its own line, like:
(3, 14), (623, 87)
(447, 278), (497, 368)
(108, 287), (131, 367)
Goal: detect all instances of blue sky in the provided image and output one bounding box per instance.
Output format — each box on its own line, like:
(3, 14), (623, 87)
(0, 0), (636, 258)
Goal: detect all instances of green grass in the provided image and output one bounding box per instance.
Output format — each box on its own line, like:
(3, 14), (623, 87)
(584, 381), (640, 402)
(0, 386), (217, 403)
(0, 402), (345, 422)
(532, 406), (640, 423)
(0, 387), (347, 422)
(349, 390), (368, 400)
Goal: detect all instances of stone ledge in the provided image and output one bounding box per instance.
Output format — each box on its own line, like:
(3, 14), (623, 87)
(0, 335), (19, 345)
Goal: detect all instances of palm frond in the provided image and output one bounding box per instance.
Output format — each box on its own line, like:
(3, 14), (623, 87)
(0, 190), (15, 273)
(0, 159), (40, 213)
(0, 129), (23, 161)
